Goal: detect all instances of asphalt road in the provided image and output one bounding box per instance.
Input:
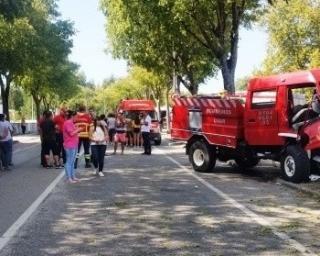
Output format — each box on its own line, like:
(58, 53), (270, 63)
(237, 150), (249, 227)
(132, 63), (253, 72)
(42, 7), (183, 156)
(0, 134), (320, 255)
(0, 135), (62, 236)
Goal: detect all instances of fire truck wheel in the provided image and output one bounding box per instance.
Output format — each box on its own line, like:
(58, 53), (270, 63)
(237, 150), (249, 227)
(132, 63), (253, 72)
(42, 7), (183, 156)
(235, 158), (259, 170)
(281, 145), (310, 183)
(189, 141), (216, 172)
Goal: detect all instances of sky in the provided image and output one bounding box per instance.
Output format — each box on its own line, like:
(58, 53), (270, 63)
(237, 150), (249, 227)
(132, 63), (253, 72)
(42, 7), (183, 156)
(57, 0), (268, 94)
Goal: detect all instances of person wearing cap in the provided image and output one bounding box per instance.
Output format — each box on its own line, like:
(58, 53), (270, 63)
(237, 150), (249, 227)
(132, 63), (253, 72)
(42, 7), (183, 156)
(113, 110), (126, 154)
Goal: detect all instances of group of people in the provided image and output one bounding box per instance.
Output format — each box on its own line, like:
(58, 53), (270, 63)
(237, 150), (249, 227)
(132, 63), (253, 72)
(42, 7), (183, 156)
(111, 110), (152, 155)
(38, 105), (153, 184)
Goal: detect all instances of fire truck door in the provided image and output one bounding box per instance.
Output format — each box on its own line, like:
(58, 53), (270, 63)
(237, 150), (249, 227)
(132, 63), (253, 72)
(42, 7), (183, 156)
(245, 90), (283, 145)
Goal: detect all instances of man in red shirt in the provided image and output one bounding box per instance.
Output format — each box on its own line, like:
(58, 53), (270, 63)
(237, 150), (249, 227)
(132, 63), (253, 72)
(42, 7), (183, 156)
(74, 105), (92, 168)
(53, 107), (66, 166)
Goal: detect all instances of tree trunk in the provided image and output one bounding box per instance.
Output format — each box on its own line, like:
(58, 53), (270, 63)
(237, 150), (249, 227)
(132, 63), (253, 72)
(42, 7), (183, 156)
(32, 94), (41, 120)
(0, 75), (12, 120)
(189, 82), (198, 95)
(43, 97), (50, 111)
(220, 0), (240, 95)
(178, 76), (198, 95)
(173, 71), (180, 95)
(220, 56), (236, 94)
(165, 86), (171, 133)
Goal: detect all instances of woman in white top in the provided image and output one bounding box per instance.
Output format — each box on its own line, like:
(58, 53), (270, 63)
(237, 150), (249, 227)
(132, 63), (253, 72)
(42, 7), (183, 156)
(89, 117), (108, 176)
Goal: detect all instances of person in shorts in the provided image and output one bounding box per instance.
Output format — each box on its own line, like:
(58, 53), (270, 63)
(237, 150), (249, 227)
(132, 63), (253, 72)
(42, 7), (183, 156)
(113, 110), (126, 155)
(132, 114), (141, 147)
(40, 111), (61, 168)
(126, 117), (134, 147)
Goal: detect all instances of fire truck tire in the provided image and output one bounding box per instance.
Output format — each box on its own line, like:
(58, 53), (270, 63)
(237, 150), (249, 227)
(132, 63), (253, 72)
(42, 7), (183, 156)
(189, 141), (216, 172)
(281, 145), (310, 183)
(235, 158), (259, 170)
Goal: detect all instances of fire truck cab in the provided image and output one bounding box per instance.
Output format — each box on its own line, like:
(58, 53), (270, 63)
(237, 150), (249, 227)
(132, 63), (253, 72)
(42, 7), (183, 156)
(171, 69), (320, 183)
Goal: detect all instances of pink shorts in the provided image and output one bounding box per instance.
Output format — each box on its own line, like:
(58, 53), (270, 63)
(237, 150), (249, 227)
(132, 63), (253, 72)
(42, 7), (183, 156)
(114, 133), (126, 143)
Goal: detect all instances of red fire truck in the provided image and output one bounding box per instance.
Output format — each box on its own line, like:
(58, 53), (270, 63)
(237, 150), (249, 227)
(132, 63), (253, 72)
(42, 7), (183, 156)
(118, 99), (162, 145)
(171, 69), (320, 183)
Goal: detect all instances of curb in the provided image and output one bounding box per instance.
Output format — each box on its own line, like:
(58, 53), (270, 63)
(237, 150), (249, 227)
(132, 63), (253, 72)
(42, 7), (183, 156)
(276, 178), (320, 198)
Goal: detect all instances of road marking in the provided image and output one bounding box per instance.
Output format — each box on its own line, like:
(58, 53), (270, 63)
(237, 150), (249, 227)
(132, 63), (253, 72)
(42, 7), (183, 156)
(156, 148), (316, 256)
(0, 171), (65, 252)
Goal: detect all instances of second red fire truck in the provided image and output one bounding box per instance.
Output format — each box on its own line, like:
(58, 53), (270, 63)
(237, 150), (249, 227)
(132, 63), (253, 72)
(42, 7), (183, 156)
(171, 69), (320, 183)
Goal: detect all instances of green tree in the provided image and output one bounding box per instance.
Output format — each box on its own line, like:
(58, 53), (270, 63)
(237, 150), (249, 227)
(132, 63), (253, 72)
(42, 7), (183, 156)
(130, 66), (168, 114)
(101, 0), (216, 95)
(261, 0), (320, 74)
(102, 1), (274, 94)
(0, 15), (35, 119)
(76, 66), (168, 114)
(9, 85), (24, 111)
(19, 0), (75, 118)
(169, 0), (262, 93)
(0, 0), (75, 119)
(236, 75), (250, 91)
(102, 76), (116, 88)
(0, 0), (32, 21)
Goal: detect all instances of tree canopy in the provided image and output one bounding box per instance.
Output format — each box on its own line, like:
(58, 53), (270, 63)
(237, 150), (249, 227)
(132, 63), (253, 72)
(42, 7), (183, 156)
(101, 0), (217, 95)
(67, 66), (168, 115)
(261, 0), (320, 74)
(0, 0), (76, 119)
(102, 0), (272, 94)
